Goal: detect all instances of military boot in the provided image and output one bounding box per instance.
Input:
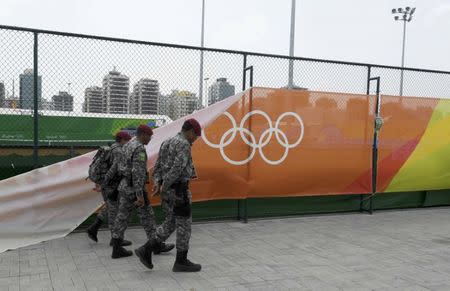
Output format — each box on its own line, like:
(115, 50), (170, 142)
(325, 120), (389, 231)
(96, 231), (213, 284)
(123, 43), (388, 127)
(109, 238), (132, 247)
(153, 242), (175, 254)
(86, 217), (103, 242)
(172, 250), (201, 272)
(135, 239), (161, 269)
(111, 238), (133, 259)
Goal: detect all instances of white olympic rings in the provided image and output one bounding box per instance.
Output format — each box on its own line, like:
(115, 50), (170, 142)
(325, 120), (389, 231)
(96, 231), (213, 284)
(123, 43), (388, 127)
(202, 110), (304, 165)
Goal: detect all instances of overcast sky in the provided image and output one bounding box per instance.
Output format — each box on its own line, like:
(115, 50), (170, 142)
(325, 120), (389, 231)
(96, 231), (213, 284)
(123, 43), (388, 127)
(1, 0), (449, 108)
(1, 0), (449, 70)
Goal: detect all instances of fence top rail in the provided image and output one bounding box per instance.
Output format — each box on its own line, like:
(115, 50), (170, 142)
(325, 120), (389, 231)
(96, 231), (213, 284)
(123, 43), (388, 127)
(1, 24), (450, 75)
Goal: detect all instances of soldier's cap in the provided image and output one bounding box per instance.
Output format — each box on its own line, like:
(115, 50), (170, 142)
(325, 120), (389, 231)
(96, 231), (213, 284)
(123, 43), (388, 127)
(115, 131), (132, 141)
(137, 124), (153, 136)
(185, 118), (202, 136)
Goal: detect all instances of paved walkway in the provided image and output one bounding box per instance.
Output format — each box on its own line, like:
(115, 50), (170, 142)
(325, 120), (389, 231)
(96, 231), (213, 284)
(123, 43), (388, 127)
(1, 208), (450, 291)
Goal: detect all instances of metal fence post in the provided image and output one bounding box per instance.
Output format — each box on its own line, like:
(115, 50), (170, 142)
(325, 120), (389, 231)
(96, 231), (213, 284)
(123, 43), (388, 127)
(236, 53), (248, 220)
(240, 53), (253, 223)
(360, 65), (372, 212)
(366, 65), (372, 95)
(33, 32), (39, 169)
(242, 53), (247, 91)
(364, 76), (381, 215)
(370, 76), (381, 214)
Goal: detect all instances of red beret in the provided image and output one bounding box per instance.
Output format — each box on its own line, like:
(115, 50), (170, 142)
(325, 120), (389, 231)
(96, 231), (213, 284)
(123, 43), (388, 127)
(115, 131), (132, 141)
(137, 124), (153, 136)
(185, 118), (201, 136)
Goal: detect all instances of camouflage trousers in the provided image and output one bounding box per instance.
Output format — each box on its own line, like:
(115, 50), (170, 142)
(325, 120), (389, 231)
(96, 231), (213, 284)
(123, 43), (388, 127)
(156, 189), (192, 251)
(111, 191), (156, 240)
(97, 189), (119, 233)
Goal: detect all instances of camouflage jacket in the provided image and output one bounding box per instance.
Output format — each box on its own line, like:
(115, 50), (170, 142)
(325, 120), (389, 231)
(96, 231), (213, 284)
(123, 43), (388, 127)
(118, 138), (148, 198)
(153, 133), (196, 190)
(101, 142), (124, 191)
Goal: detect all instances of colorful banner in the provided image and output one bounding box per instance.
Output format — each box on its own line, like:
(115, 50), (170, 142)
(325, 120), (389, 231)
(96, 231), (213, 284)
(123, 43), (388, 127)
(0, 87), (449, 253)
(174, 88), (376, 202)
(346, 96), (450, 193)
(378, 97), (450, 192)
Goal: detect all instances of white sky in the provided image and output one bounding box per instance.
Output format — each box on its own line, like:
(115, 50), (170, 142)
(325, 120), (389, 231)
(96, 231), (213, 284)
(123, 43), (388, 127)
(2, 0), (449, 69)
(1, 0), (450, 107)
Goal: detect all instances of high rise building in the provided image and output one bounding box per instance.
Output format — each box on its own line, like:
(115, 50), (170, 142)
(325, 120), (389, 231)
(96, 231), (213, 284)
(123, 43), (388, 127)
(19, 69), (42, 109)
(102, 68), (129, 114)
(130, 79), (159, 115)
(83, 86), (103, 113)
(0, 82), (5, 108)
(41, 99), (54, 110)
(52, 91), (74, 111)
(208, 78), (235, 106)
(157, 94), (174, 119)
(159, 90), (197, 120)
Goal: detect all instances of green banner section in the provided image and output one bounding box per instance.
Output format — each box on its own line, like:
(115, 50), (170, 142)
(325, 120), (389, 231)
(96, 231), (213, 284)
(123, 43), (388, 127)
(0, 115), (154, 145)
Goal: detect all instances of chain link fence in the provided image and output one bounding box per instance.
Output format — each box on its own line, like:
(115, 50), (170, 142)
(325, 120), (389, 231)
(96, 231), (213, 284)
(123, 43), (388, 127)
(1, 25), (450, 181)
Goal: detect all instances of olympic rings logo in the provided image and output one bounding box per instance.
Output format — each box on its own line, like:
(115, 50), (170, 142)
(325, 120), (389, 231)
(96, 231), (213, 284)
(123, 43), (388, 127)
(202, 110), (304, 166)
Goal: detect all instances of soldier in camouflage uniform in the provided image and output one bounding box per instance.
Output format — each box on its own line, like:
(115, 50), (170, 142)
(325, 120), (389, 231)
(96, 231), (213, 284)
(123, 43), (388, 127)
(110, 124), (174, 259)
(134, 119), (202, 272)
(86, 131), (132, 247)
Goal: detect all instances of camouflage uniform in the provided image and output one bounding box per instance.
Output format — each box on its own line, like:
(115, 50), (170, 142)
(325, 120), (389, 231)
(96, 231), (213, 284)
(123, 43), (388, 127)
(111, 138), (156, 240)
(153, 133), (196, 251)
(96, 142), (123, 232)
(96, 203), (108, 222)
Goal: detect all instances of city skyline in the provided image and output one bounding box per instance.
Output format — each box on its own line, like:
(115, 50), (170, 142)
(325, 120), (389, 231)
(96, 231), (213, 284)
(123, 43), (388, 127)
(0, 67), (237, 118)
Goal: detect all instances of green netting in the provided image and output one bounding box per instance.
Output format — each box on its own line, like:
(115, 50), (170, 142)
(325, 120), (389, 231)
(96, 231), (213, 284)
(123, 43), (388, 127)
(372, 192), (425, 210)
(79, 190), (450, 230)
(423, 190), (450, 207)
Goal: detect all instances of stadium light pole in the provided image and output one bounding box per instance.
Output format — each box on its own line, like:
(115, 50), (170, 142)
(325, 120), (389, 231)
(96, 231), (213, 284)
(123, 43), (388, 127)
(204, 77), (209, 106)
(198, 0), (206, 109)
(287, 0), (296, 89)
(392, 6), (416, 96)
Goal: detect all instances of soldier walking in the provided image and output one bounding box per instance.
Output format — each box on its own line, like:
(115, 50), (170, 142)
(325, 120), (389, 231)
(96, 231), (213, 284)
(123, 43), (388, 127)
(86, 131), (132, 247)
(110, 124), (173, 259)
(134, 119), (202, 272)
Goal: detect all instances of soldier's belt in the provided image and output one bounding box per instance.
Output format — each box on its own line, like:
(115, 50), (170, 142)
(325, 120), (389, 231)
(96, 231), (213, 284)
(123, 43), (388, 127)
(171, 181), (189, 203)
(170, 180), (189, 190)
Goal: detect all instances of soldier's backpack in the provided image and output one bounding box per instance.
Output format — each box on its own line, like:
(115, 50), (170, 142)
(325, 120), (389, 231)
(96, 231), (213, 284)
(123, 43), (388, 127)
(88, 145), (115, 184)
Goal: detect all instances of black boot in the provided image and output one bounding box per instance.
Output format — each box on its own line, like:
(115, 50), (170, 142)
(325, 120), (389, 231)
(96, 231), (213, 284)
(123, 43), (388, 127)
(111, 238), (133, 259)
(172, 250), (201, 272)
(86, 217), (103, 242)
(153, 242), (175, 254)
(135, 239), (159, 269)
(109, 238), (132, 247)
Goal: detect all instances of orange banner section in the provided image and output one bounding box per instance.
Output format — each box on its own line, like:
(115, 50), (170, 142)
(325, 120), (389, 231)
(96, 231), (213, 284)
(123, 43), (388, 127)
(149, 88), (376, 202)
(247, 89), (375, 197)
